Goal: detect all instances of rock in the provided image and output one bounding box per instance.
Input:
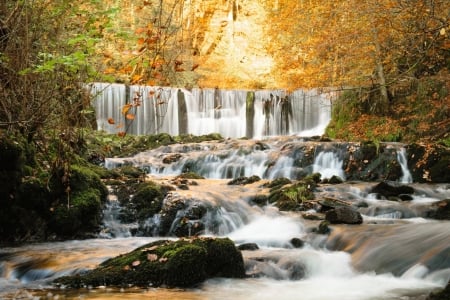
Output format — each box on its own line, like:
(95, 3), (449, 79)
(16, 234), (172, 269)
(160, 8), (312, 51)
(317, 220), (331, 234)
(325, 207), (363, 224)
(318, 197), (352, 212)
(407, 143), (450, 183)
(54, 237), (245, 288)
(162, 153), (182, 164)
(249, 194), (269, 206)
(227, 175), (261, 185)
(301, 212), (324, 220)
(426, 281), (450, 300)
(290, 238), (304, 248)
(238, 243), (259, 251)
(263, 177), (292, 190)
(428, 199), (450, 220)
(329, 175), (344, 184)
(370, 181), (414, 199)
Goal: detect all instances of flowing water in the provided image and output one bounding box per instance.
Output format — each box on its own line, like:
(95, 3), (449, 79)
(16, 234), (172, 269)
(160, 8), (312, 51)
(1, 87), (449, 299)
(90, 84), (332, 138)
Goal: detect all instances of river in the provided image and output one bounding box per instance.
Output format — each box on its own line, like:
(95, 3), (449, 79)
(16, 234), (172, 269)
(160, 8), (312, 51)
(1, 86), (449, 299)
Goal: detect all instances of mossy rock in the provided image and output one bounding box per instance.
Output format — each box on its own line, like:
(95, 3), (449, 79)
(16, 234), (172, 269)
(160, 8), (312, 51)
(269, 176), (317, 211)
(69, 165), (108, 199)
(175, 172), (205, 180)
(49, 188), (104, 237)
(54, 237), (245, 288)
(127, 182), (165, 222)
(17, 177), (51, 216)
(227, 175), (261, 185)
(263, 177), (292, 191)
(47, 165), (108, 238)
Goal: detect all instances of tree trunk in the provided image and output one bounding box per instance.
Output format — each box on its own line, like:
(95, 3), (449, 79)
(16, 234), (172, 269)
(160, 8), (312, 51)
(371, 17), (389, 115)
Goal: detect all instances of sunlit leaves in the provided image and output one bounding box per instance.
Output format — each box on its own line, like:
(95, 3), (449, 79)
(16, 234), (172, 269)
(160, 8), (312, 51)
(122, 104), (132, 115)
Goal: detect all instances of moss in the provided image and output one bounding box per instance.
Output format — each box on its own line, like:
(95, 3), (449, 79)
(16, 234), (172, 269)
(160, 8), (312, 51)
(203, 237), (245, 278)
(129, 182), (164, 221)
(264, 177), (292, 190)
(17, 177), (51, 215)
(269, 177), (317, 211)
(175, 172), (205, 180)
(165, 244), (207, 286)
(54, 237), (244, 288)
(70, 164), (108, 200)
(227, 175), (261, 185)
(49, 188), (103, 237)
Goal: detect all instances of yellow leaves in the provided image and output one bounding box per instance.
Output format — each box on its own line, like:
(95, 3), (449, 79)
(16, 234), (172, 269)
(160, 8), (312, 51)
(103, 67), (116, 75)
(122, 104), (132, 115)
(131, 74), (143, 83)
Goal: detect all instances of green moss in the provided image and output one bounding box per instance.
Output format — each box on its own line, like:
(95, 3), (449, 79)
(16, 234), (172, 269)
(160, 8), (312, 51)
(130, 182), (164, 220)
(70, 164), (107, 200)
(175, 172), (205, 180)
(54, 237), (244, 288)
(17, 177), (51, 215)
(269, 177), (317, 211)
(165, 244), (207, 286)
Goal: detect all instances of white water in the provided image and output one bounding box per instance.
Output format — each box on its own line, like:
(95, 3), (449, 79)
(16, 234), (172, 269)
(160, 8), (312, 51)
(397, 147), (413, 183)
(2, 177), (450, 299)
(312, 151), (346, 180)
(91, 83), (332, 138)
(1, 217), (448, 300)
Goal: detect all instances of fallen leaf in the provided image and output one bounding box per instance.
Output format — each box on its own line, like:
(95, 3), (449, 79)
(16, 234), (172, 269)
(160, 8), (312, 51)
(147, 254), (158, 261)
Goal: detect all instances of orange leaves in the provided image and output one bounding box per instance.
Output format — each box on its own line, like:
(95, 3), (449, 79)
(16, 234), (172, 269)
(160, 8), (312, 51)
(122, 104), (132, 115)
(131, 74), (143, 84)
(137, 38), (145, 45)
(191, 64), (199, 71)
(107, 118), (115, 125)
(126, 113), (135, 120)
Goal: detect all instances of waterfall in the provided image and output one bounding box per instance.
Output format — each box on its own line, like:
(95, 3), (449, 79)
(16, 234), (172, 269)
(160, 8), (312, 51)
(91, 83), (332, 138)
(312, 151), (346, 180)
(397, 147), (413, 184)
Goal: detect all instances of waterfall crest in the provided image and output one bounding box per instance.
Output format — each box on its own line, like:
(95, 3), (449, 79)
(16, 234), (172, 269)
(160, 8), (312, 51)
(91, 83), (332, 138)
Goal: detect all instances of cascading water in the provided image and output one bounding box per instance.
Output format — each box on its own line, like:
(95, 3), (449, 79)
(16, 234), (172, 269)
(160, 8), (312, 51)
(90, 83), (332, 139)
(397, 147), (413, 183)
(312, 151), (346, 180)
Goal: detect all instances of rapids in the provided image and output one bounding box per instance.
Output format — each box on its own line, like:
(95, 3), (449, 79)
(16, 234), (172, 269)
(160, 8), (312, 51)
(1, 87), (449, 299)
(1, 176), (449, 299)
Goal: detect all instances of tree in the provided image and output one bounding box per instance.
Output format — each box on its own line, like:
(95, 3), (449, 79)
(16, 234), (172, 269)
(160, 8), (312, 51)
(264, 0), (449, 113)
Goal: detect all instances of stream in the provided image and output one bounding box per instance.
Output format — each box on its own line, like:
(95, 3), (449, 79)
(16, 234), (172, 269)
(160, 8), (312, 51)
(1, 86), (449, 299)
(1, 159), (449, 299)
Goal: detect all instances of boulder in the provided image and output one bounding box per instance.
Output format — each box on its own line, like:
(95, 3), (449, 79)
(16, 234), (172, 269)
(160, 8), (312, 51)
(238, 243), (259, 251)
(54, 237), (245, 288)
(428, 199), (450, 220)
(325, 207), (363, 224)
(427, 281), (450, 300)
(290, 238), (304, 248)
(370, 181), (414, 199)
